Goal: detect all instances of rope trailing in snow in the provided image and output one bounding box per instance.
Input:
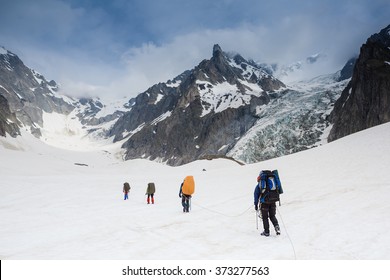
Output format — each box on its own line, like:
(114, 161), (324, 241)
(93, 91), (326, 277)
(192, 201), (297, 259)
(276, 206), (297, 260)
(192, 201), (253, 218)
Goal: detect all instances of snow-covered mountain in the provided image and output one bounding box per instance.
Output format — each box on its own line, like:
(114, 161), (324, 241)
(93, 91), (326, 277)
(0, 46), (130, 149)
(109, 44), (287, 165)
(107, 44), (354, 165)
(0, 44), (351, 165)
(2, 24), (389, 166)
(260, 52), (338, 85)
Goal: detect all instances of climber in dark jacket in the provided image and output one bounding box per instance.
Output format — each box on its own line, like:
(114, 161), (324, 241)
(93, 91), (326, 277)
(123, 182), (130, 200)
(254, 171), (280, 236)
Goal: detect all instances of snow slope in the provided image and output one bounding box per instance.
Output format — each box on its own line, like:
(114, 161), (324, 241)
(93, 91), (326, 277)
(1, 122), (390, 260)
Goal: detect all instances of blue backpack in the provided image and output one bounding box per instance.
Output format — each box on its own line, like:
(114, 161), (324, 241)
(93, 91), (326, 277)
(259, 170), (283, 204)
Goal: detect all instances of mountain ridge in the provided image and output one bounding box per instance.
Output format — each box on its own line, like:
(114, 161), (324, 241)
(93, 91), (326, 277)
(3, 22), (389, 166)
(0, 44), (350, 165)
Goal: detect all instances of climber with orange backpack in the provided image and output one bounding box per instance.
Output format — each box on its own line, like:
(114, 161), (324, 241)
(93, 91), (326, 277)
(179, 176), (195, 213)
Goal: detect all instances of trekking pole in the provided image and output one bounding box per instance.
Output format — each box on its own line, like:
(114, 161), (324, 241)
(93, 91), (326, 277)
(256, 210), (258, 230)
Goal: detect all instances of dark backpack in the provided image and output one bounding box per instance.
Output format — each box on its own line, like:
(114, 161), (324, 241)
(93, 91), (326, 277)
(146, 182), (156, 194)
(260, 170), (283, 204)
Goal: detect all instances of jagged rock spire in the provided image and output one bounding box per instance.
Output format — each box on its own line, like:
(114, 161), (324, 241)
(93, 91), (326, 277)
(212, 44), (223, 57)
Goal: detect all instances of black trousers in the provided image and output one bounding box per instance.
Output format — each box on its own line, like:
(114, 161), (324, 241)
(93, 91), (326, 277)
(260, 202), (279, 233)
(181, 194), (191, 212)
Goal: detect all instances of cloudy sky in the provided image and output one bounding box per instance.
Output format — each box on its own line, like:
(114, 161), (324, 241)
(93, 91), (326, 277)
(1, 0), (389, 99)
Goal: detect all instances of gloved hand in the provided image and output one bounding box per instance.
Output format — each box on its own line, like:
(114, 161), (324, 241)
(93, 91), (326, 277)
(179, 193), (182, 198)
(255, 205), (258, 211)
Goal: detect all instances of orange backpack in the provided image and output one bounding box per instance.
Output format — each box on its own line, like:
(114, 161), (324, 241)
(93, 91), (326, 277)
(182, 176), (195, 195)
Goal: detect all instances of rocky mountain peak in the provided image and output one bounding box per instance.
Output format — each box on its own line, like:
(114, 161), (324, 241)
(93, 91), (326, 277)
(212, 44), (223, 57)
(205, 43), (236, 84)
(108, 44), (292, 165)
(1, 46), (12, 56)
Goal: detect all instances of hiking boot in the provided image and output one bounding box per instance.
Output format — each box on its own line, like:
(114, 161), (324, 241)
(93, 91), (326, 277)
(260, 231), (270, 237)
(275, 225), (281, 235)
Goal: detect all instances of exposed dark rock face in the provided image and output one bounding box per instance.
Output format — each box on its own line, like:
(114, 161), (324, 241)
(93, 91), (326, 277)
(328, 25), (390, 142)
(338, 57), (357, 82)
(0, 94), (20, 137)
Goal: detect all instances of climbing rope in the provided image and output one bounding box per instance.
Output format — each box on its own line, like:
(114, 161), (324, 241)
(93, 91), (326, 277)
(277, 206), (297, 260)
(191, 201), (253, 218)
(192, 200), (297, 259)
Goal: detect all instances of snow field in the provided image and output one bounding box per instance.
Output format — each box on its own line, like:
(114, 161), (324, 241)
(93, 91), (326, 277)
(1, 123), (390, 259)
